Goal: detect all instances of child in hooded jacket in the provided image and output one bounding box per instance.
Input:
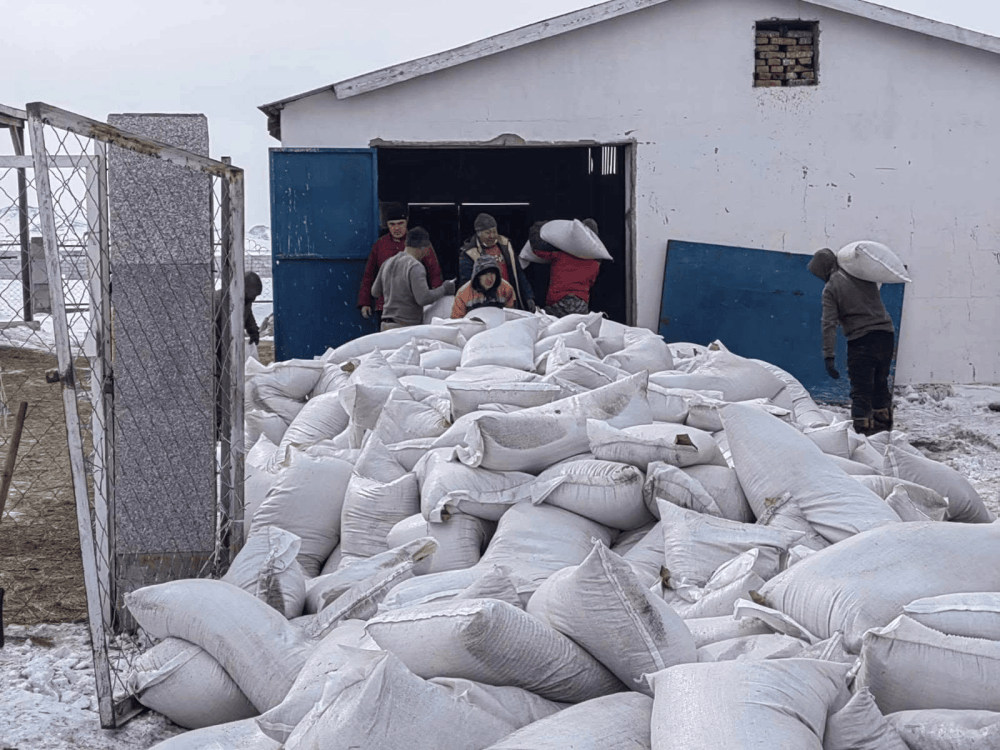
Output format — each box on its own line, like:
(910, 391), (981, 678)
(451, 255), (516, 318)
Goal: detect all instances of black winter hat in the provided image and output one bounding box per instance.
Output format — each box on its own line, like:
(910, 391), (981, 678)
(384, 202), (408, 222)
(405, 226), (431, 249)
(244, 271), (263, 298)
(474, 213), (498, 232)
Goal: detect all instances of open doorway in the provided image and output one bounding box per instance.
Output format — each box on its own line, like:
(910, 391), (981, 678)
(376, 145), (632, 324)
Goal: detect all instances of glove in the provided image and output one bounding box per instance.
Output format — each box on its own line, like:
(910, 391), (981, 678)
(824, 357), (840, 380)
(249, 332), (260, 346)
(360, 306), (372, 319)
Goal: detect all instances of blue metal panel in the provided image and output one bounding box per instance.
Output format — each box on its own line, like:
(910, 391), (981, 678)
(658, 241), (905, 404)
(270, 148), (379, 360)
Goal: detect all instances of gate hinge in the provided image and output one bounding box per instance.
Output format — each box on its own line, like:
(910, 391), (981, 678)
(45, 366), (76, 387)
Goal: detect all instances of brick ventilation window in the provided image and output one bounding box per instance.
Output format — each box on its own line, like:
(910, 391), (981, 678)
(754, 21), (818, 88)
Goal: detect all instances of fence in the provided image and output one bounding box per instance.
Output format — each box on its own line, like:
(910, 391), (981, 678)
(0, 104), (92, 629)
(21, 102), (245, 728)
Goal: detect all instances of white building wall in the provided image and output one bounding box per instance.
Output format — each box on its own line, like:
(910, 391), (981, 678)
(279, 0), (1000, 385)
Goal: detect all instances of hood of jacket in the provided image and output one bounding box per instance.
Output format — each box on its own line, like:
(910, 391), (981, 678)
(808, 248), (838, 282)
(472, 254), (502, 294)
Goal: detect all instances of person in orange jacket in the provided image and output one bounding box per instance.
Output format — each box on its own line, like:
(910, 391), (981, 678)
(451, 255), (516, 318)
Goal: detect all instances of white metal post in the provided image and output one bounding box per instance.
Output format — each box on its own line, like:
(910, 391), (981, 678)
(227, 171), (246, 557)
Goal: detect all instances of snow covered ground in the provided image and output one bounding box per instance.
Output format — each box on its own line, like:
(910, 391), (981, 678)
(1, 382), (998, 749)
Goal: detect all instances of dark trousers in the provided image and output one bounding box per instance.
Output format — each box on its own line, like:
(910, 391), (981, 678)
(847, 330), (895, 419)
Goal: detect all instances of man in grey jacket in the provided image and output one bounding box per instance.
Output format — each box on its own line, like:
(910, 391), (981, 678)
(808, 247), (896, 435)
(372, 227), (455, 330)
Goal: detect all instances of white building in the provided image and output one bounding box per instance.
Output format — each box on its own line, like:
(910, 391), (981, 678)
(261, 0), (1000, 384)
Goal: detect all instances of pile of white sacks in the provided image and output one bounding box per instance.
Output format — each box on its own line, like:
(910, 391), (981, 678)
(128, 306), (999, 750)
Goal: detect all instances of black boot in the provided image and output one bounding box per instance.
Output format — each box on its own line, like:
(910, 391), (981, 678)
(853, 416), (876, 436)
(872, 408), (893, 434)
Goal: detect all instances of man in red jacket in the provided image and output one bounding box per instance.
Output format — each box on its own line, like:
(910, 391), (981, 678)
(529, 218), (602, 317)
(358, 202), (443, 325)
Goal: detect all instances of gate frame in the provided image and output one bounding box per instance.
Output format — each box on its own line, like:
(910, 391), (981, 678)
(27, 102), (246, 728)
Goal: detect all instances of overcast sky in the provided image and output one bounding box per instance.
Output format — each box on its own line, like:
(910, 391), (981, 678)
(6, 0), (999, 227)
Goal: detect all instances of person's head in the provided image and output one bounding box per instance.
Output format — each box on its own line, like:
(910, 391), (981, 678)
(807, 248), (838, 282)
(244, 272), (262, 303)
(474, 213), (499, 247)
(404, 226), (432, 261)
(582, 218), (599, 236)
(472, 254), (502, 294)
(384, 202), (408, 240)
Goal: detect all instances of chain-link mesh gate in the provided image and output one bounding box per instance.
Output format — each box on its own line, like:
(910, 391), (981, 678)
(26, 102), (245, 728)
(0, 105), (92, 627)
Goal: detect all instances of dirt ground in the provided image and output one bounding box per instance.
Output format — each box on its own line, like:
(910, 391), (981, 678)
(0, 346), (88, 625)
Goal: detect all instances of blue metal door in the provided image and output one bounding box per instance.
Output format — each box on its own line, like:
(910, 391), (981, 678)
(270, 148), (379, 361)
(658, 241), (905, 404)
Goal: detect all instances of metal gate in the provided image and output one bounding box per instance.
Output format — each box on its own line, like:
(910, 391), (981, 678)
(269, 148), (379, 360)
(26, 102), (245, 728)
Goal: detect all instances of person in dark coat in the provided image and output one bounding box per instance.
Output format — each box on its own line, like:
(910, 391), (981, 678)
(527, 218), (602, 317)
(457, 213), (534, 312)
(808, 248), (896, 435)
(214, 271), (263, 434)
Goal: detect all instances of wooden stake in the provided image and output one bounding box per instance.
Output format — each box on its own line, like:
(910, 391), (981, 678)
(0, 401), (28, 521)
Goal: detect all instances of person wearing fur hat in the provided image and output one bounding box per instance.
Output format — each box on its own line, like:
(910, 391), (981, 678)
(451, 254), (517, 318)
(358, 201), (443, 325)
(527, 218), (603, 317)
(458, 212), (535, 312)
(808, 247), (896, 436)
(371, 227), (456, 331)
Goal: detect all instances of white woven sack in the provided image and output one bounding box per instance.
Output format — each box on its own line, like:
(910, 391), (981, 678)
(683, 464), (754, 523)
(422, 294), (455, 324)
(448, 381), (562, 420)
(457, 372), (652, 474)
(312, 558), (425, 633)
(802, 420), (853, 459)
(827, 453), (879, 475)
(150, 718), (278, 750)
(277, 392), (350, 454)
(484, 693), (653, 750)
(245, 409), (289, 452)
(852, 476), (947, 522)
(531, 458), (651, 530)
(660, 549), (767, 620)
(527, 542), (696, 694)
(365, 598), (625, 702)
(255, 620), (378, 742)
(305, 538), (439, 615)
(535, 340), (603, 376)
(519, 238), (551, 267)
(414, 447), (535, 521)
(857, 615), (1000, 713)
(837, 240), (912, 283)
(543, 312), (604, 339)
(884, 444), (994, 523)
(657, 500), (803, 590)
(751, 359), (829, 428)
(884, 485), (934, 522)
(622, 522), (664, 588)
(250, 448), (353, 577)
(419, 348), (461, 370)
(460, 317), (542, 371)
(904, 593), (1000, 641)
(684, 616), (772, 649)
(696, 633), (806, 663)
(326, 324), (462, 363)
(535, 325), (599, 359)
(647, 659), (850, 749)
(245, 436), (281, 533)
(721, 402), (900, 543)
(603, 338), (674, 376)
(610, 520), (657, 557)
(385, 512), (492, 575)
(759, 522), (1000, 652)
(540, 219), (612, 261)
(127, 637), (257, 729)
(372, 389), (450, 444)
(477, 502), (616, 593)
(340, 472), (419, 559)
(308, 361), (352, 399)
(825, 687), (910, 750)
(588, 420), (724, 473)
(455, 565), (526, 609)
(650, 350), (785, 402)
(756, 493), (831, 552)
(125, 580), (312, 713)
(283, 648), (526, 750)
(543, 358), (627, 391)
(887, 709), (1000, 750)
(644, 463), (754, 523)
(249, 358), (326, 402)
(380, 568), (491, 611)
(222, 527), (307, 618)
(646, 385), (691, 423)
